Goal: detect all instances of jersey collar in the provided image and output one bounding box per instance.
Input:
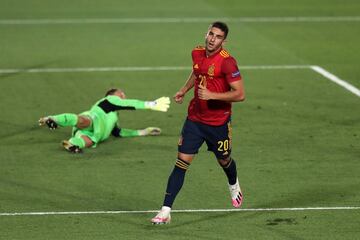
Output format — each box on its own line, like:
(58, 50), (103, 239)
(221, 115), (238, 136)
(206, 47), (223, 58)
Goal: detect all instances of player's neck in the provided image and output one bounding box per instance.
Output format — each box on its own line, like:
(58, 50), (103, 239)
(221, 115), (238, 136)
(206, 47), (222, 58)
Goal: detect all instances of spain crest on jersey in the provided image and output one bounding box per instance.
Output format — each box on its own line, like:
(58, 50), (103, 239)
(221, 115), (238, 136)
(208, 64), (215, 77)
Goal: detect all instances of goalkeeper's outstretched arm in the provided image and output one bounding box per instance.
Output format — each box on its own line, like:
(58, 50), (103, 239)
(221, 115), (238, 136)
(102, 96), (170, 112)
(111, 126), (162, 137)
(144, 97), (170, 112)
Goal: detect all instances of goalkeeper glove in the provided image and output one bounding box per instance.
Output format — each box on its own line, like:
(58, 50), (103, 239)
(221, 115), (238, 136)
(138, 127), (162, 136)
(145, 97), (170, 112)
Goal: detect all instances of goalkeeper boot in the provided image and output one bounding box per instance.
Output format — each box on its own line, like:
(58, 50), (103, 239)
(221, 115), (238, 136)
(39, 117), (58, 130)
(228, 178), (243, 208)
(151, 206), (171, 225)
(62, 140), (82, 154)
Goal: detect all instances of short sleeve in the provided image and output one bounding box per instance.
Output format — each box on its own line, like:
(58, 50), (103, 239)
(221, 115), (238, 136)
(222, 57), (242, 83)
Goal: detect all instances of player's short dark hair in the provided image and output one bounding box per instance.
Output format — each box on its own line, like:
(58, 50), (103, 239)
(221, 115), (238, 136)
(211, 21), (229, 39)
(105, 88), (118, 96)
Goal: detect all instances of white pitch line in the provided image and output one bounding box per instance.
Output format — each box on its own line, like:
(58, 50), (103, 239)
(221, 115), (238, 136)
(0, 65), (310, 74)
(0, 16), (360, 25)
(0, 66), (190, 74)
(1, 206), (359, 217)
(311, 65), (360, 97)
(1, 64), (358, 98)
(239, 65), (311, 70)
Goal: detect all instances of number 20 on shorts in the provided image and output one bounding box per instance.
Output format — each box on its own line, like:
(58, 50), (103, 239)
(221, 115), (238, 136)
(217, 140), (230, 152)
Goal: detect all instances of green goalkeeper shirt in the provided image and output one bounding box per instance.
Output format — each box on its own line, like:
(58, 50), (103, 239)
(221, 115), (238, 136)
(78, 95), (147, 144)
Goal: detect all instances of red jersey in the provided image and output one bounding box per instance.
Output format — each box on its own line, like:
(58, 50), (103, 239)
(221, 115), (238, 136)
(187, 46), (242, 126)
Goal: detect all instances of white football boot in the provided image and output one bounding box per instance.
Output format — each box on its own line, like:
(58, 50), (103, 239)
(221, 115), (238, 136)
(228, 178), (243, 208)
(151, 206), (171, 225)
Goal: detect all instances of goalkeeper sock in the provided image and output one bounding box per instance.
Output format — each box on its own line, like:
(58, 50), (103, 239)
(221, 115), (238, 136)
(222, 158), (237, 185)
(51, 113), (78, 127)
(69, 136), (86, 148)
(163, 158), (190, 208)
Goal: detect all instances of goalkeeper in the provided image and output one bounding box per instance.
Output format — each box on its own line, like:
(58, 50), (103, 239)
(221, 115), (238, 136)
(39, 88), (170, 153)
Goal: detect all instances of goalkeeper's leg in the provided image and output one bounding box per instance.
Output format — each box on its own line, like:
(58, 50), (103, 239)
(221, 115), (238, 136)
(39, 114), (91, 129)
(62, 134), (94, 153)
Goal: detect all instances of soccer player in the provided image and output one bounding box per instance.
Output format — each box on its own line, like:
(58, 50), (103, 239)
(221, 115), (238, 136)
(39, 88), (170, 153)
(151, 21), (245, 224)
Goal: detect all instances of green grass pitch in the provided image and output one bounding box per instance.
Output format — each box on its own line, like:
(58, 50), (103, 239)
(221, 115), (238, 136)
(0, 1), (359, 239)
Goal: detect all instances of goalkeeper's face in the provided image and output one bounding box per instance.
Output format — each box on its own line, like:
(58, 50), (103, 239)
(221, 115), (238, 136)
(113, 89), (126, 99)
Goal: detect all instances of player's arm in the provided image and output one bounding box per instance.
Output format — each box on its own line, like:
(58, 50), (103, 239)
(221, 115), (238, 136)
(198, 57), (245, 102)
(99, 96), (170, 112)
(198, 80), (245, 102)
(111, 126), (161, 137)
(111, 126), (140, 137)
(174, 70), (196, 104)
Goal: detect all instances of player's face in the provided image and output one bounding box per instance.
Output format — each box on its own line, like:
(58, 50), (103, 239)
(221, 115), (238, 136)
(205, 27), (226, 55)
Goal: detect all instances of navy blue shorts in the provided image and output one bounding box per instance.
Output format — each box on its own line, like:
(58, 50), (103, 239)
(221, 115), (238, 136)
(178, 118), (232, 160)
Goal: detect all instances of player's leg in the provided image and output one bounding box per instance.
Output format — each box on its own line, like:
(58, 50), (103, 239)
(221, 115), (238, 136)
(218, 157), (237, 187)
(205, 121), (243, 208)
(39, 113), (77, 129)
(151, 152), (193, 225)
(76, 115), (92, 129)
(38, 116), (59, 130)
(218, 157), (243, 208)
(151, 119), (203, 225)
(62, 131), (94, 153)
(164, 152), (194, 207)
(39, 114), (92, 129)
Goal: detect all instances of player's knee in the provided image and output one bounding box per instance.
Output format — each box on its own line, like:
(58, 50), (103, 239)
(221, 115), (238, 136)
(77, 115), (92, 129)
(174, 157), (191, 171)
(81, 135), (94, 148)
(177, 152), (194, 164)
(218, 157), (231, 167)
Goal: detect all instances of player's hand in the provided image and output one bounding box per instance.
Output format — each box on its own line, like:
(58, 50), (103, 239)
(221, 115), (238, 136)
(145, 97), (170, 112)
(145, 127), (161, 136)
(173, 90), (185, 104)
(198, 84), (213, 100)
